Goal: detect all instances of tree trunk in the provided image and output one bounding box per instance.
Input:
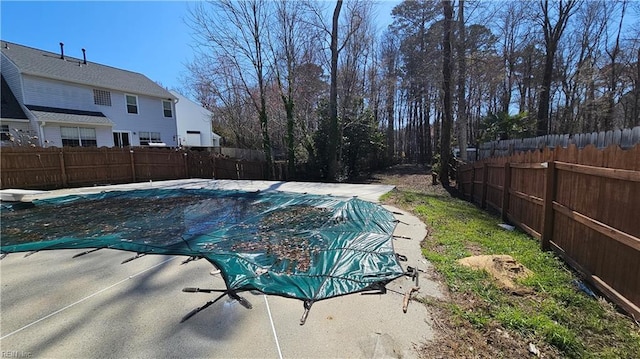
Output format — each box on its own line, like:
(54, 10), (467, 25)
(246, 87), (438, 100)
(537, 0), (577, 136)
(440, 0), (454, 186)
(537, 47), (554, 135)
(385, 66), (396, 164)
(327, 0), (342, 181)
(456, 0), (468, 161)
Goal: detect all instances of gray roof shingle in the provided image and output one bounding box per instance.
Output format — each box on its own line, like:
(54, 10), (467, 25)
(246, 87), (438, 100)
(1, 41), (175, 100)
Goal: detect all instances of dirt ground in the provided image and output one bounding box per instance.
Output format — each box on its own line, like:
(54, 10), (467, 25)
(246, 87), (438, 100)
(367, 164), (560, 359)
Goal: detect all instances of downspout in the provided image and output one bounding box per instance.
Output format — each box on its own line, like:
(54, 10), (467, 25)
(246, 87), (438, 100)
(39, 122), (46, 148)
(173, 96), (180, 147)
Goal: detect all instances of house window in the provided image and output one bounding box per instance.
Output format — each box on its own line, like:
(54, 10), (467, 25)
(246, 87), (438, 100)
(139, 131), (161, 145)
(1, 125), (9, 141)
(162, 100), (173, 118)
(93, 89), (112, 106)
(113, 132), (130, 147)
(125, 94), (138, 114)
(61, 126), (97, 147)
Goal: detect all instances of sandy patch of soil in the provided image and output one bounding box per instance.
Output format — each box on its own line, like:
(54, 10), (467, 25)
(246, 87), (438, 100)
(457, 255), (533, 292)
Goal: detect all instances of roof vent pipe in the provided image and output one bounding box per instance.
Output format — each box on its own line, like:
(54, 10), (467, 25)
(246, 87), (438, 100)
(59, 42), (64, 59)
(82, 48), (86, 64)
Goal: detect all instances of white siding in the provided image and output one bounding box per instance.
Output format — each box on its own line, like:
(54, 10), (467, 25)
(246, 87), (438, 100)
(1, 53), (24, 103)
(20, 76), (177, 147)
(171, 91), (215, 147)
(42, 126), (62, 147)
(103, 92), (177, 146)
(23, 76), (95, 111)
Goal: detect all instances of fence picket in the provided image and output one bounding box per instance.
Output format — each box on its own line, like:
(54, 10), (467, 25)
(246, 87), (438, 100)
(0, 147), (272, 190)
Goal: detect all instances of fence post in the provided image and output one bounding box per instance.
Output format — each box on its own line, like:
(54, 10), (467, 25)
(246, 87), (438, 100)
(183, 152), (189, 179)
(212, 154), (216, 179)
(129, 149), (136, 182)
(501, 162), (511, 222)
(470, 166), (476, 202)
(59, 151), (68, 188)
(541, 161), (556, 251)
(481, 163), (488, 209)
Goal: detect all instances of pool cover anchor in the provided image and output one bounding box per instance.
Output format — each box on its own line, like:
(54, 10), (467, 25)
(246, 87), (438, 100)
(181, 256), (202, 265)
(360, 282), (388, 295)
(121, 253), (146, 264)
(405, 266), (419, 287)
(300, 300), (314, 325)
(180, 287), (253, 323)
(72, 247), (104, 258)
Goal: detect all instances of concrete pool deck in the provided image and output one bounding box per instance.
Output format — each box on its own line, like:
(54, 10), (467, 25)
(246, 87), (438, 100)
(0, 179), (445, 358)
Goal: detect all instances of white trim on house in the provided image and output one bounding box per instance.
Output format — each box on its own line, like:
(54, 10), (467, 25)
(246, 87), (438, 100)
(162, 99), (173, 118)
(125, 93), (139, 115)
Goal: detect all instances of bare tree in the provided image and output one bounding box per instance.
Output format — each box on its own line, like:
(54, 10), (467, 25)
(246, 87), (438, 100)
(326, 0), (343, 181)
(187, 0), (274, 177)
(441, 0), (454, 185)
(456, 0), (468, 160)
(604, 0), (627, 130)
(270, 0), (308, 178)
(537, 0), (580, 135)
(380, 31), (399, 163)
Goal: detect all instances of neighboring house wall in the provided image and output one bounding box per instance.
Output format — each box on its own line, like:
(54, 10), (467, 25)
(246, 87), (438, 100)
(21, 75), (177, 147)
(171, 90), (216, 148)
(23, 75), (94, 111)
(104, 92), (177, 147)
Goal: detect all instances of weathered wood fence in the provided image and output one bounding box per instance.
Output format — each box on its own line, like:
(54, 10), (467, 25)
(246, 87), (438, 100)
(0, 147), (269, 190)
(458, 144), (640, 320)
(478, 126), (640, 160)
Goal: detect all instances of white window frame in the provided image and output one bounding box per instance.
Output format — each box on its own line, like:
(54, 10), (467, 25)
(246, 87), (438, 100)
(162, 100), (173, 118)
(139, 131), (161, 146)
(125, 94), (139, 114)
(60, 126), (97, 147)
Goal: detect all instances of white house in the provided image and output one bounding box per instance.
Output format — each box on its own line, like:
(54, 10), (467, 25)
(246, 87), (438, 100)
(171, 90), (220, 148)
(0, 41), (178, 147)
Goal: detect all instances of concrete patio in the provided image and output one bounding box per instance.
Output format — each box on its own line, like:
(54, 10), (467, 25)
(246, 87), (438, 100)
(0, 179), (444, 358)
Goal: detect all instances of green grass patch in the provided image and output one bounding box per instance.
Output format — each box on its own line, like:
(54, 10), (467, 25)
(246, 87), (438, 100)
(385, 189), (640, 358)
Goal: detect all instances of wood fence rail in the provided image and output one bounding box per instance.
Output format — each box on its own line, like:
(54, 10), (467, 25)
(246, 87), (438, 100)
(0, 147), (269, 190)
(457, 144), (640, 320)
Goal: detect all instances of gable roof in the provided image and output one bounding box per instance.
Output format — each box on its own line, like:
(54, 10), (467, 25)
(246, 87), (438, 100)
(1, 75), (28, 120)
(1, 41), (175, 100)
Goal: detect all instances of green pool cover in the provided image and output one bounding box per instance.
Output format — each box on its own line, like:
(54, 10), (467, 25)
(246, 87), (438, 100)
(1, 189), (404, 306)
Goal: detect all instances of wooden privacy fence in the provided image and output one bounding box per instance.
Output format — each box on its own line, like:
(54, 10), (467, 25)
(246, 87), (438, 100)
(458, 144), (640, 320)
(0, 147), (267, 190)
